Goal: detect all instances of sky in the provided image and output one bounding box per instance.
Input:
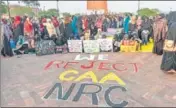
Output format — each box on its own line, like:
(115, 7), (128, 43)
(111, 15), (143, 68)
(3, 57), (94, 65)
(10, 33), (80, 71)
(8, 1), (176, 14)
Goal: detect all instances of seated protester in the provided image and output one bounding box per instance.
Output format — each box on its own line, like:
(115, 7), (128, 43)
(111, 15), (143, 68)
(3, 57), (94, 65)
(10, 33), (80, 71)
(84, 29), (90, 40)
(1, 19), (13, 57)
(24, 17), (35, 49)
(94, 29), (102, 40)
(90, 23), (98, 40)
(141, 17), (151, 45)
(14, 38), (29, 55)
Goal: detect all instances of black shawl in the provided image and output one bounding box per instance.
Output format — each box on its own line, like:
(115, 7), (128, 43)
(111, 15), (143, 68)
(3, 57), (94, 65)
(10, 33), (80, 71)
(167, 11), (176, 45)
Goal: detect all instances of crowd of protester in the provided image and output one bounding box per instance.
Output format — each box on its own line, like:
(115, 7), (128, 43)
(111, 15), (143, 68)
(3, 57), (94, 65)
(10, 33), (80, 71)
(1, 11), (176, 73)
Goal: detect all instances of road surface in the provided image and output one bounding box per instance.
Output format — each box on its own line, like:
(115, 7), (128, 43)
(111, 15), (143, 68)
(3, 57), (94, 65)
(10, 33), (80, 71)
(1, 53), (176, 107)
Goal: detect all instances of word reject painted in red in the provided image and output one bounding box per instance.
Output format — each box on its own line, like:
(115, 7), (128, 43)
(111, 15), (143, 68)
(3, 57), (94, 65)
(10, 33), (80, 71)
(44, 61), (140, 73)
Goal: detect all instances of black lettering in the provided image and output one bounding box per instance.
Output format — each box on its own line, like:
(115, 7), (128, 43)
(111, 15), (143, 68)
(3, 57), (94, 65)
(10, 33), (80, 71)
(72, 83), (102, 105)
(105, 86), (128, 107)
(43, 83), (76, 100)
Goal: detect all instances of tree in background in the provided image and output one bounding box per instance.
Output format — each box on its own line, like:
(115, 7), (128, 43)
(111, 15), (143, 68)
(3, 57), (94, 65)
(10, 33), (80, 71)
(20, 0), (40, 16)
(38, 9), (62, 18)
(10, 6), (34, 17)
(21, 0), (40, 8)
(0, 1), (7, 15)
(137, 8), (160, 17)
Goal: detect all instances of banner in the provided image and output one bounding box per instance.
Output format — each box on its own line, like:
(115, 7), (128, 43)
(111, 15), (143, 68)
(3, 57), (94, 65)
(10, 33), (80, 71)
(98, 39), (113, 52)
(83, 40), (100, 53)
(68, 40), (82, 53)
(87, 1), (107, 12)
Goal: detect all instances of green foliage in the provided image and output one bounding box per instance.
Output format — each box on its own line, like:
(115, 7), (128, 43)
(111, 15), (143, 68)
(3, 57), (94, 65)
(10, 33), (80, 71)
(137, 8), (160, 17)
(38, 9), (59, 18)
(0, 1), (7, 15)
(62, 12), (71, 17)
(10, 6), (34, 17)
(21, 0), (40, 8)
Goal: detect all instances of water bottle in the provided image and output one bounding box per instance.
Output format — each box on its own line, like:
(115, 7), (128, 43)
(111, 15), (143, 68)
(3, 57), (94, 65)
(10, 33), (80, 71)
(10, 39), (16, 49)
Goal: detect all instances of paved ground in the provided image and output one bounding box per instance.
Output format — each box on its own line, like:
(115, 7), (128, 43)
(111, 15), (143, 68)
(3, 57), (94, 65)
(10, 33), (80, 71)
(1, 53), (176, 107)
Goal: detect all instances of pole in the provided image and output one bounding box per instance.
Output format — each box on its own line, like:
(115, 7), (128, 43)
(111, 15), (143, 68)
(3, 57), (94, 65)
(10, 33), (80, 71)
(57, 0), (59, 17)
(7, 0), (11, 24)
(137, 0), (140, 15)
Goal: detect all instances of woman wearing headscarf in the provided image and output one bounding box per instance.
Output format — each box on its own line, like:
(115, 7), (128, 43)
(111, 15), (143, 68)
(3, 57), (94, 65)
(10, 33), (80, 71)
(153, 14), (167, 55)
(123, 15), (130, 34)
(24, 17), (35, 48)
(43, 18), (57, 38)
(128, 15), (137, 39)
(13, 16), (23, 45)
(90, 22), (98, 40)
(71, 16), (79, 39)
(129, 15), (137, 32)
(1, 19), (13, 57)
(64, 16), (72, 43)
(77, 16), (84, 38)
(136, 16), (143, 40)
(161, 11), (176, 73)
(95, 17), (103, 30)
(141, 17), (151, 45)
(82, 16), (88, 32)
(102, 16), (108, 32)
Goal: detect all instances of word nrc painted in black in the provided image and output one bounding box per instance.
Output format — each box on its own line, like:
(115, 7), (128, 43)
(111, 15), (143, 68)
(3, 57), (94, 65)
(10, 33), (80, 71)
(43, 83), (128, 107)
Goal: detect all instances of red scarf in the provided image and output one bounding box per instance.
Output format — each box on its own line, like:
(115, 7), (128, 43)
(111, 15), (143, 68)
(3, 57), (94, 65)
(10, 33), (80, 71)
(42, 18), (47, 23)
(52, 17), (59, 28)
(96, 19), (102, 29)
(24, 20), (33, 33)
(13, 16), (21, 28)
(82, 18), (88, 30)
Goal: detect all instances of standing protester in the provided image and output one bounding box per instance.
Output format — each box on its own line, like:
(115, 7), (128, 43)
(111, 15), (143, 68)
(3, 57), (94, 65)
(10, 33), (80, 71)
(32, 17), (40, 39)
(90, 22), (98, 40)
(51, 16), (60, 37)
(44, 19), (57, 38)
(24, 17), (35, 49)
(153, 14), (167, 55)
(64, 16), (72, 43)
(161, 11), (176, 73)
(13, 16), (23, 45)
(102, 16), (108, 32)
(123, 15), (130, 34)
(1, 19), (13, 57)
(129, 15), (137, 33)
(141, 17), (151, 45)
(71, 16), (79, 39)
(136, 16), (143, 40)
(148, 16), (154, 42)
